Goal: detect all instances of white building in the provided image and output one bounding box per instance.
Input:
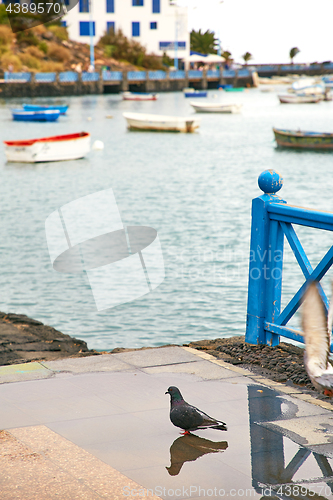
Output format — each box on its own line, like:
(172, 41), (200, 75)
(63, 0), (189, 61)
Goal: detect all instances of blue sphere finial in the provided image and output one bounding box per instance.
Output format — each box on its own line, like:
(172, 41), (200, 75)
(258, 170), (283, 194)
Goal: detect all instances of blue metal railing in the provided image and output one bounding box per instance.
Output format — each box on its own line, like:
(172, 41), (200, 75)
(102, 70), (123, 81)
(222, 69), (236, 78)
(4, 72), (31, 82)
(148, 70), (166, 80)
(35, 72), (56, 83)
(59, 71), (78, 82)
(246, 170), (333, 348)
(206, 70), (220, 78)
(169, 70), (186, 79)
(188, 70), (203, 79)
(238, 69), (250, 77)
(81, 72), (99, 82)
(127, 71), (146, 81)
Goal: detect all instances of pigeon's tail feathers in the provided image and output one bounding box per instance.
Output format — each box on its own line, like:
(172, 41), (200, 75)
(301, 281), (330, 371)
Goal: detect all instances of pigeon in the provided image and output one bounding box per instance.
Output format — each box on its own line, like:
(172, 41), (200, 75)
(301, 281), (333, 396)
(165, 386), (227, 434)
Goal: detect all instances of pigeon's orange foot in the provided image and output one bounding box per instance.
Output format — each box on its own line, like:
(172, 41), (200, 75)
(180, 431), (191, 435)
(324, 389), (333, 397)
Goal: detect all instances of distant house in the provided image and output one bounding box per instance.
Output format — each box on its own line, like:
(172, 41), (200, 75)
(63, 0), (189, 60)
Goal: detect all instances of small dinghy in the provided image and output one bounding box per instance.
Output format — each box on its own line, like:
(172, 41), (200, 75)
(123, 112), (200, 132)
(4, 132), (90, 162)
(11, 109), (60, 121)
(190, 102), (242, 113)
(22, 104), (69, 115)
(122, 92), (158, 101)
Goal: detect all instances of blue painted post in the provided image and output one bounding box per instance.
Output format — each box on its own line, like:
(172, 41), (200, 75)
(246, 170), (285, 346)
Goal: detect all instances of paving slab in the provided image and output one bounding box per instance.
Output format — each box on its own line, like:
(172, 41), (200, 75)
(41, 353), (135, 374)
(0, 361), (53, 384)
(112, 346), (200, 367)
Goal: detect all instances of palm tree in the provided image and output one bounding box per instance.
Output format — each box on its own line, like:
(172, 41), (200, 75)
(242, 52), (252, 65)
(221, 50), (232, 67)
(289, 47), (300, 64)
(190, 29), (218, 55)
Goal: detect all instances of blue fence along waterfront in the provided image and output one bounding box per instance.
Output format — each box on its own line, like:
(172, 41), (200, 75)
(59, 71), (78, 83)
(4, 72), (31, 82)
(127, 71), (146, 81)
(81, 71), (99, 82)
(246, 170), (333, 348)
(102, 70), (123, 81)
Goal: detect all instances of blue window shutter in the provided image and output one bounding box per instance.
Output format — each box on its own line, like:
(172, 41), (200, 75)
(132, 22), (140, 37)
(79, 0), (89, 12)
(152, 0), (160, 13)
(132, 0), (143, 5)
(106, 0), (114, 13)
(150, 22), (157, 29)
(107, 21), (115, 33)
(80, 21), (95, 36)
(61, 21), (67, 27)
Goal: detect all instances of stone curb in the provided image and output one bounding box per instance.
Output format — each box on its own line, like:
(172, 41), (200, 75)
(182, 346), (333, 411)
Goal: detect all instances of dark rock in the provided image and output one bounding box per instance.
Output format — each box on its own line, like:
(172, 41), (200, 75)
(0, 311), (98, 366)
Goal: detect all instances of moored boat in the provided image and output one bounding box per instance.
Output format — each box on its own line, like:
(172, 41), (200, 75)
(122, 92), (158, 101)
(23, 104), (69, 114)
(278, 94), (321, 104)
(184, 90), (207, 98)
(11, 109), (60, 121)
(123, 112), (200, 132)
(4, 132), (91, 162)
(190, 102), (242, 113)
(273, 127), (333, 150)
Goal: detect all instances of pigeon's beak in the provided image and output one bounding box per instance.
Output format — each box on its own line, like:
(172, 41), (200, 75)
(165, 390), (170, 395)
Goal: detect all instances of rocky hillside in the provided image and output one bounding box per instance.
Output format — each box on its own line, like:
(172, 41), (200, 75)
(0, 21), (158, 75)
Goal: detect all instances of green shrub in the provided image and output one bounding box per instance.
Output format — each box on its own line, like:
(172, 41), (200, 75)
(39, 41), (48, 54)
(40, 60), (64, 72)
(48, 25), (68, 41)
(0, 52), (22, 71)
(19, 52), (41, 69)
(25, 45), (44, 59)
(0, 4), (10, 25)
(47, 42), (70, 62)
(16, 29), (39, 46)
(0, 25), (14, 46)
(104, 45), (115, 58)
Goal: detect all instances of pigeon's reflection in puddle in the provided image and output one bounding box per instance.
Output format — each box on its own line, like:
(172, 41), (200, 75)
(166, 434), (228, 476)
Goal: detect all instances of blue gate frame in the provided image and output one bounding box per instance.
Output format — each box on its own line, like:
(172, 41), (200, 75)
(245, 170), (333, 349)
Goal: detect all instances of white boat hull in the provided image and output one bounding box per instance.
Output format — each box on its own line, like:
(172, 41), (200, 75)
(278, 94), (321, 104)
(123, 112), (200, 132)
(190, 102), (242, 113)
(122, 92), (158, 101)
(5, 134), (90, 163)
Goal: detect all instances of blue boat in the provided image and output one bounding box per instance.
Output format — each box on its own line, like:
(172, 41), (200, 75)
(184, 91), (207, 98)
(11, 109), (60, 121)
(22, 104), (68, 115)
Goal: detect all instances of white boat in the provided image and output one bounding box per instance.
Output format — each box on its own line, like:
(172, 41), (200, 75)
(123, 112), (200, 132)
(278, 94), (321, 104)
(4, 132), (90, 163)
(190, 102), (242, 113)
(122, 92), (158, 101)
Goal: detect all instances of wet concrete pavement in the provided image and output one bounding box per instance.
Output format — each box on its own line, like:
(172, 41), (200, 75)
(1, 346), (333, 499)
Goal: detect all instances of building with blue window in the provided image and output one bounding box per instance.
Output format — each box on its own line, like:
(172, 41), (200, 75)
(63, 0), (189, 61)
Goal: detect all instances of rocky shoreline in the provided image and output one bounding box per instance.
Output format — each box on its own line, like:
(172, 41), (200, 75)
(0, 312), (98, 367)
(0, 312), (326, 400)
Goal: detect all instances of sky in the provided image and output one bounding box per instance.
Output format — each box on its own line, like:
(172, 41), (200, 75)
(177, 0), (333, 65)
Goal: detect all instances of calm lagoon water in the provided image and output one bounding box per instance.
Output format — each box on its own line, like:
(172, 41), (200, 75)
(1, 88), (333, 350)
